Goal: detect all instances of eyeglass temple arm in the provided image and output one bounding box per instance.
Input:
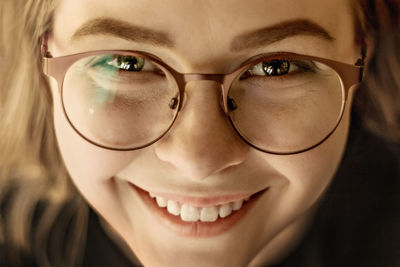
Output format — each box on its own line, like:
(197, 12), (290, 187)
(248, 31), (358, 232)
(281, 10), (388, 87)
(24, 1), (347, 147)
(41, 32), (65, 91)
(41, 31), (53, 58)
(356, 46), (367, 82)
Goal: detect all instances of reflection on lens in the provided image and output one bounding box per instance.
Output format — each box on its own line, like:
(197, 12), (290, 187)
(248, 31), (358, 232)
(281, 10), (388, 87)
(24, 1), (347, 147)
(63, 53), (180, 149)
(228, 58), (344, 154)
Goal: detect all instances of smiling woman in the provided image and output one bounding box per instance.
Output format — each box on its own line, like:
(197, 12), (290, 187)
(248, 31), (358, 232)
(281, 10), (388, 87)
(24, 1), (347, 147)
(0, 0), (399, 267)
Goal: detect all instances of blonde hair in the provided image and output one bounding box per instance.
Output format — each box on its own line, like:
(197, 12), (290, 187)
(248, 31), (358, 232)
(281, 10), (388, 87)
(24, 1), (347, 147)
(0, 0), (399, 266)
(0, 0), (88, 266)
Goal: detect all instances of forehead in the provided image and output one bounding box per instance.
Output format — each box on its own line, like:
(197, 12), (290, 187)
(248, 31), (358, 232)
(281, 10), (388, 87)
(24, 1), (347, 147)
(53, 0), (355, 70)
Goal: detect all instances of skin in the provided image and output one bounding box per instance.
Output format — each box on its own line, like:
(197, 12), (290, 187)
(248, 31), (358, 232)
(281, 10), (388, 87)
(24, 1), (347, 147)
(47, 0), (360, 266)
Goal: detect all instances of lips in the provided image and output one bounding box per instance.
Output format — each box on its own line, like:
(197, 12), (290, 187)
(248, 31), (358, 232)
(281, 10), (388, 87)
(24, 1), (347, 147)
(131, 184), (268, 237)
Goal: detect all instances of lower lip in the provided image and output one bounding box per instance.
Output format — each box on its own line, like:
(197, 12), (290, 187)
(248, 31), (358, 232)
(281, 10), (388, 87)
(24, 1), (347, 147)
(131, 184), (267, 238)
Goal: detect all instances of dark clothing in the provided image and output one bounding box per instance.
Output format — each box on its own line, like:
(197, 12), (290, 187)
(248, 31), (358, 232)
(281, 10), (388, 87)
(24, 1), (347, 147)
(1, 111), (400, 267)
(276, 114), (400, 266)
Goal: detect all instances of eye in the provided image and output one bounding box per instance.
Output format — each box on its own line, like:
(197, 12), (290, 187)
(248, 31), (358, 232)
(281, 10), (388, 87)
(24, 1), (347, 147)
(249, 59), (296, 77)
(262, 60), (290, 76)
(108, 55), (145, 72)
(90, 54), (161, 74)
(240, 58), (318, 80)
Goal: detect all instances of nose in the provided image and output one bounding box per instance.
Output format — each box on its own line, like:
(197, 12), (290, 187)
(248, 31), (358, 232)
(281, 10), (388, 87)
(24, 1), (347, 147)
(154, 80), (249, 180)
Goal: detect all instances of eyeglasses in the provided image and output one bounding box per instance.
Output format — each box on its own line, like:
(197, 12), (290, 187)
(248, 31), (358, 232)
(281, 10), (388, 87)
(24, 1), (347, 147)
(41, 41), (364, 155)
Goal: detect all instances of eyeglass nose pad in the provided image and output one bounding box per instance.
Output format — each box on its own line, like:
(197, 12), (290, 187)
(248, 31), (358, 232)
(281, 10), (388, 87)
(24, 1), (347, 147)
(227, 97), (238, 111)
(169, 95), (179, 110)
(219, 85), (237, 114)
(218, 87), (234, 116)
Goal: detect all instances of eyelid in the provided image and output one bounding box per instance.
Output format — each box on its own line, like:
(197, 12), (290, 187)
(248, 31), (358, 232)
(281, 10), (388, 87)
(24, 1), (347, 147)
(240, 52), (303, 66)
(238, 52), (285, 67)
(241, 53), (319, 70)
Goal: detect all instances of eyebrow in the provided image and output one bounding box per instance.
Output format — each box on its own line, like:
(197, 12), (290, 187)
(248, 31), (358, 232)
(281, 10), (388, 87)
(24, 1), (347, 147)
(230, 19), (335, 52)
(71, 17), (334, 52)
(71, 17), (174, 47)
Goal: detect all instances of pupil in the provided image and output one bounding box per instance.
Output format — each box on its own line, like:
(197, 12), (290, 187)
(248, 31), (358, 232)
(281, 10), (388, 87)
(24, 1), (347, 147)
(263, 60), (290, 76)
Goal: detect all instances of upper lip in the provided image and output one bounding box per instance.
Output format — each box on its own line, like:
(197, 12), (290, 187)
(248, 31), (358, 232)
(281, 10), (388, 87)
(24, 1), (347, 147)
(131, 183), (268, 207)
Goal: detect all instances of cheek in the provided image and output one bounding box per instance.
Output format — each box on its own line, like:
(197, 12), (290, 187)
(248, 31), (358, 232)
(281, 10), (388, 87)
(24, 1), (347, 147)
(50, 76), (138, 214)
(262, 90), (353, 222)
(49, 78), (136, 181)
(49, 77), (144, 235)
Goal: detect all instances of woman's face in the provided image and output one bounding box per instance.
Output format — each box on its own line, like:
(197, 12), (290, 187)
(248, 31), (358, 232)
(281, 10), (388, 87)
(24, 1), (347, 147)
(48, 0), (360, 266)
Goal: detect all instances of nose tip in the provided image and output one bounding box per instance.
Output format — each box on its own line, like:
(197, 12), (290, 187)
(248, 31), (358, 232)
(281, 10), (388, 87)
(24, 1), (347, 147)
(154, 80), (249, 180)
(156, 141), (246, 180)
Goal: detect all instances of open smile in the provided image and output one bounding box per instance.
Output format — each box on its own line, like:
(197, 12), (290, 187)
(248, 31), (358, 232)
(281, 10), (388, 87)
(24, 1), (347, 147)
(131, 184), (268, 237)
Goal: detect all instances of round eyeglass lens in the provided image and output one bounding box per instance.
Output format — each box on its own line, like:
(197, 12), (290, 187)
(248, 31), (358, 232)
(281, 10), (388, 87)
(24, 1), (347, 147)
(62, 53), (180, 149)
(228, 57), (344, 154)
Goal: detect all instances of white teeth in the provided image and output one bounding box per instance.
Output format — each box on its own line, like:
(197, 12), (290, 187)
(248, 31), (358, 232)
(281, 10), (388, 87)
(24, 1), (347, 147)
(156, 196), (168, 208)
(232, 200), (243, 211)
(149, 192), (250, 221)
(200, 206), (219, 222)
(167, 200), (181, 216)
(219, 203), (233, 218)
(180, 204), (200, 222)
